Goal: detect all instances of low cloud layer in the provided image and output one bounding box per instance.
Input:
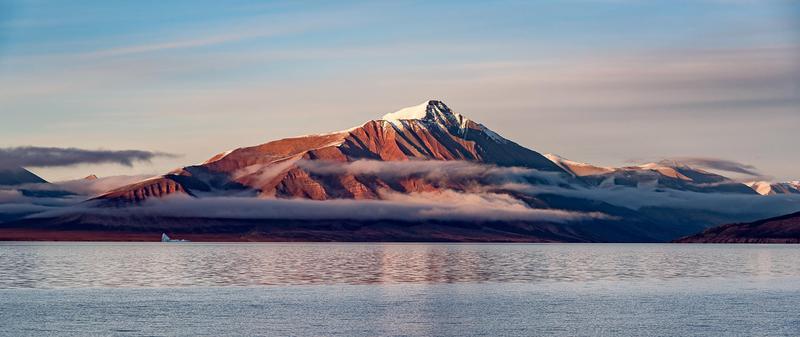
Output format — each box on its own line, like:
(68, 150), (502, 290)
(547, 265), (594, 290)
(0, 146), (177, 168)
(0, 174), (153, 219)
(4, 159), (799, 229)
(33, 192), (608, 223)
(8, 160), (605, 224)
(297, 159), (566, 184)
(231, 159), (569, 194)
(0, 187), (82, 216)
(503, 183), (800, 219)
(55, 175), (154, 196)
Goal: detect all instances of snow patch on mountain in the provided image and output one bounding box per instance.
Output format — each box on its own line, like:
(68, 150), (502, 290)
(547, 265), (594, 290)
(203, 149), (237, 165)
(544, 154), (614, 177)
(382, 100), (433, 121)
(635, 163), (693, 181)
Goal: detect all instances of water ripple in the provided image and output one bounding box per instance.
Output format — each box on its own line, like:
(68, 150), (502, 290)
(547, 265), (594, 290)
(0, 243), (798, 289)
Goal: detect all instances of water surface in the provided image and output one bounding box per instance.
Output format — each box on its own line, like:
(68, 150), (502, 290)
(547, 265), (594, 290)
(2, 242), (798, 287)
(1, 243), (798, 336)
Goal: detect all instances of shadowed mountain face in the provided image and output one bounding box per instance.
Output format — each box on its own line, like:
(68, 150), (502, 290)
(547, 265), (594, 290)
(0, 167), (47, 186)
(675, 211), (800, 243)
(97, 100), (567, 204)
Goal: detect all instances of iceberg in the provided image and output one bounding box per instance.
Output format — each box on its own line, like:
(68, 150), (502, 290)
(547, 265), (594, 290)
(161, 233), (190, 242)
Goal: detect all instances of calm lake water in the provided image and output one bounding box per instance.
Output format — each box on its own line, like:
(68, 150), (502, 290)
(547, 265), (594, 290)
(1, 243), (799, 336)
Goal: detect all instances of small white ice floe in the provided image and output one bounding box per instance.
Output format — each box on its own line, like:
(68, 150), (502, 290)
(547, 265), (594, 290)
(161, 233), (190, 242)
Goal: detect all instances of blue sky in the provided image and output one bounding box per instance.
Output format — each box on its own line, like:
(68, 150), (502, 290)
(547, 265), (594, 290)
(1, 0), (798, 181)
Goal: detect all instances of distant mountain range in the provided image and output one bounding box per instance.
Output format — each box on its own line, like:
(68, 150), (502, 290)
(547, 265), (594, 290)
(745, 181), (800, 195)
(544, 154), (759, 194)
(2, 100), (799, 242)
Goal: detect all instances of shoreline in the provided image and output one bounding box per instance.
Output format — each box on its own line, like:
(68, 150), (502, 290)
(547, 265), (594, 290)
(1, 228), (797, 243)
(0, 228), (555, 243)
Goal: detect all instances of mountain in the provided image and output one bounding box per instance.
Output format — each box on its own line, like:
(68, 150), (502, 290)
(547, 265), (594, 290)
(95, 100), (567, 205)
(745, 181), (800, 195)
(675, 211), (800, 243)
(0, 167), (47, 186)
(4, 100), (793, 242)
(543, 155), (756, 194)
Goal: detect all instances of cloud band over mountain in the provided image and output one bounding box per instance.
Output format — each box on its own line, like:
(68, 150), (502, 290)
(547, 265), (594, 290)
(0, 146), (177, 168)
(657, 157), (769, 180)
(295, 159), (565, 185)
(31, 193), (610, 223)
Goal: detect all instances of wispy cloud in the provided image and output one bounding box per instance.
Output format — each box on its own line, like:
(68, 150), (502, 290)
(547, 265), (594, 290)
(79, 8), (358, 59)
(85, 29), (295, 58)
(658, 157), (764, 177)
(0, 146), (177, 168)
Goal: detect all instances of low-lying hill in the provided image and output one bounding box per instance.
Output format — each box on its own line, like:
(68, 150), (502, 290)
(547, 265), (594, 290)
(675, 211), (800, 243)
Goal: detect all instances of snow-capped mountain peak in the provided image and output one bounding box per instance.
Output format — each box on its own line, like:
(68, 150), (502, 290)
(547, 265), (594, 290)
(382, 99), (469, 132)
(382, 100), (508, 143)
(382, 100), (461, 123)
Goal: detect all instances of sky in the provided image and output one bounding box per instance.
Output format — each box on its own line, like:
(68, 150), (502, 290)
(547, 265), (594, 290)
(1, 0), (798, 182)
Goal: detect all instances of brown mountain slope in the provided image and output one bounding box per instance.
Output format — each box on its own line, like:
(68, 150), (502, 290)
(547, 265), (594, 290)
(675, 211), (800, 243)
